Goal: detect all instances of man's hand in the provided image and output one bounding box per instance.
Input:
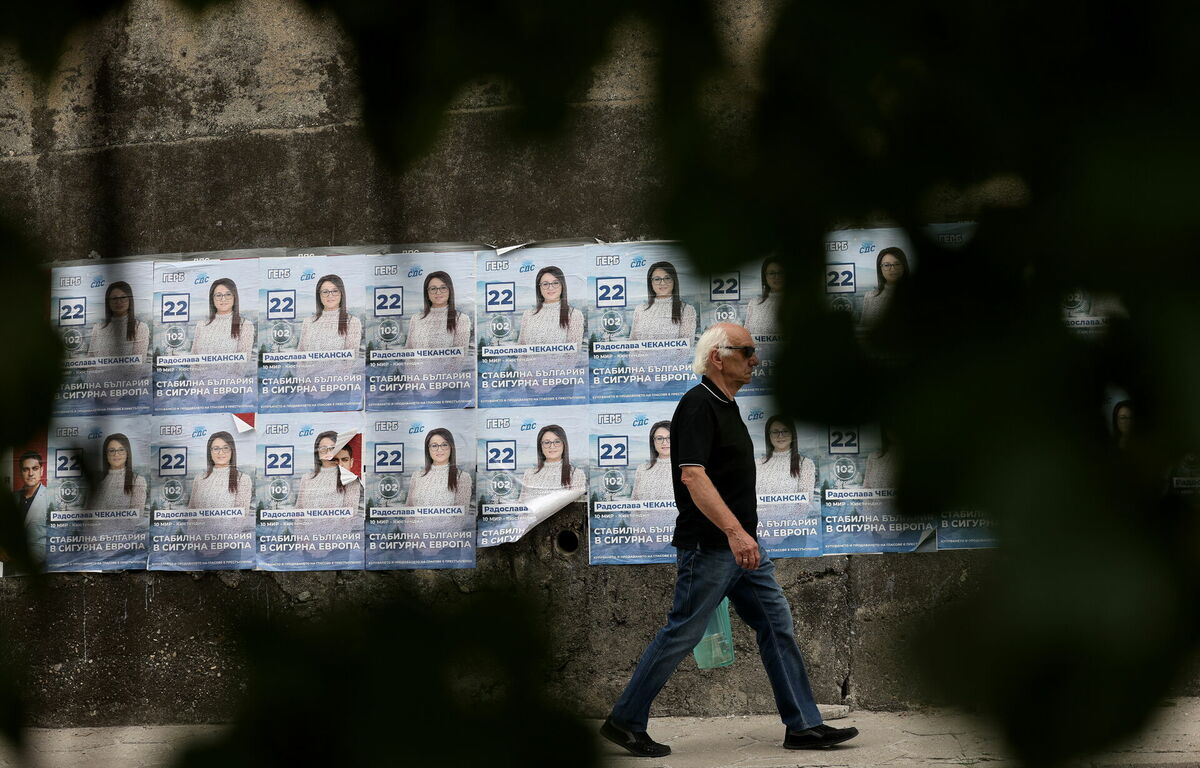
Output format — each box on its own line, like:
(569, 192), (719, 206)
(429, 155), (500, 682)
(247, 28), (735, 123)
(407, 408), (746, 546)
(680, 465), (759, 569)
(727, 528), (759, 570)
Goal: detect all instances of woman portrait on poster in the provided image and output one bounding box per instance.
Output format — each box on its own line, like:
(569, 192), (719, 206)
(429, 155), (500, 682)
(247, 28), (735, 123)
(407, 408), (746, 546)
(298, 274), (363, 352)
(757, 416), (817, 497)
(519, 425), (586, 501)
(87, 281), (149, 357)
(859, 247), (909, 329)
(188, 431), (252, 510)
(405, 272), (472, 349)
(297, 431), (362, 510)
(91, 433), (148, 511)
(629, 262), (697, 341)
(744, 258), (785, 338)
(1112, 400), (1134, 451)
(191, 279), (255, 355)
(405, 428), (473, 509)
(517, 266), (585, 345)
(862, 426), (897, 489)
(631, 421), (674, 500)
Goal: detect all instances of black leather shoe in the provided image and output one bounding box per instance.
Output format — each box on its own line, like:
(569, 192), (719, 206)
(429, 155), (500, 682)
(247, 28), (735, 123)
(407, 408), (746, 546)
(601, 717), (671, 757)
(784, 723), (860, 749)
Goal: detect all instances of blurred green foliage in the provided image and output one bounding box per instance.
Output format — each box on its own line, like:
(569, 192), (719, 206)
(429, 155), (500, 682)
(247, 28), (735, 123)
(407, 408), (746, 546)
(3, 1), (1200, 766)
(173, 589), (597, 768)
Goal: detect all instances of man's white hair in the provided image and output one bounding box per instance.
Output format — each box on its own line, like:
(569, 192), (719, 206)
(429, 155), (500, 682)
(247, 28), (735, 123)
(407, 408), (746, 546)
(692, 324), (734, 375)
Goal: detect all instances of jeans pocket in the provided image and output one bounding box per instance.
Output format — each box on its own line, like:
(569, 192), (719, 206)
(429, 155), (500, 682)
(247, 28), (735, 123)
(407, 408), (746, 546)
(676, 548), (697, 570)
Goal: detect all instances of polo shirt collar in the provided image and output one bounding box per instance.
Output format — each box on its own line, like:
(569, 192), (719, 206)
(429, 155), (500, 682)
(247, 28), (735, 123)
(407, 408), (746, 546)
(699, 376), (732, 404)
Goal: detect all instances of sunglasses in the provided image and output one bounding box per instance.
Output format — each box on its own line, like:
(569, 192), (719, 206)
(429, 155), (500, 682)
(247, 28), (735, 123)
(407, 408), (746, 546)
(721, 345), (757, 359)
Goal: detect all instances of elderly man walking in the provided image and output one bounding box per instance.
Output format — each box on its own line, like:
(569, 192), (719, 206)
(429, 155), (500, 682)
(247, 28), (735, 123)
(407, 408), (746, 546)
(601, 322), (859, 757)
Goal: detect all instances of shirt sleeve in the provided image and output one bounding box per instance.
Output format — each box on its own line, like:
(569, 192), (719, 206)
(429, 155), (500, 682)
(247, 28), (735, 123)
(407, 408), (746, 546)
(455, 471), (473, 509)
(517, 310), (531, 344)
(671, 397), (714, 468)
(132, 475), (148, 511)
(345, 481), (362, 510)
(629, 305), (644, 341)
(682, 303), (697, 339)
(134, 322), (149, 356)
(346, 315), (363, 350)
(236, 473), (253, 510)
(569, 308), (585, 344)
(297, 317), (313, 352)
(454, 313), (472, 348)
(239, 320), (256, 356)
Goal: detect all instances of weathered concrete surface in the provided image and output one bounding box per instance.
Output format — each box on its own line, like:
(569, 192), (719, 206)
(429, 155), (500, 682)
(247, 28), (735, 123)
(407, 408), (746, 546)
(847, 551), (987, 710)
(36, 0), (356, 152)
(17, 107), (663, 259)
(0, 0), (997, 728)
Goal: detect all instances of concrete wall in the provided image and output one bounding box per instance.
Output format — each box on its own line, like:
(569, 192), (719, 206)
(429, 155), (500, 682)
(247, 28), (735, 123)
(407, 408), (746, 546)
(0, 0), (989, 726)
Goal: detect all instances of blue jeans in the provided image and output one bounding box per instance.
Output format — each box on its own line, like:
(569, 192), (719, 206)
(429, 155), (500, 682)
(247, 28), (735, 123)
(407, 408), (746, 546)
(610, 544), (823, 732)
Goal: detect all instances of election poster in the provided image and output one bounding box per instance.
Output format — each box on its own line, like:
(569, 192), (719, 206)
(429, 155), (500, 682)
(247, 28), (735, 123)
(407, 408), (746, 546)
(1062, 288), (1127, 337)
(45, 415), (150, 571)
(254, 412), (364, 570)
(52, 260), (155, 416)
(476, 243), (590, 407)
(258, 255), (366, 413)
(823, 228), (916, 335)
(740, 396), (822, 558)
(5, 436), (49, 575)
(363, 409), (476, 570)
(819, 423), (934, 554)
(152, 258), (259, 414)
(148, 413), (256, 570)
(587, 242), (701, 404)
(587, 401), (679, 565)
(695, 256), (783, 398)
(937, 510), (998, 550)
(476, 405), (587, 547)
(364, 247), (478, 410)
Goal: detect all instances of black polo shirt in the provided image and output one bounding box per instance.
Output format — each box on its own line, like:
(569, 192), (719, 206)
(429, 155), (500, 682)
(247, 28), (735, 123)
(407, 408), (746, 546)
(670, 376), (757, 549)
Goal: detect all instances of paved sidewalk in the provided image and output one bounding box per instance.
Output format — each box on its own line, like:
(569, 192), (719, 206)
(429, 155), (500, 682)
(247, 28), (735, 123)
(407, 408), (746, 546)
(596, 699), (1200, 767)
(0, 700), (1197, 767)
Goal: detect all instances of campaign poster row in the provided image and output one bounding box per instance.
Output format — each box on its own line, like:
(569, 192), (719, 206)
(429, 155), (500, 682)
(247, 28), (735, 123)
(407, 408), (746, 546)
(11, 399), (995, 574)
(31, 410), (479, 572)
(51, 246), (480, 417)
(584, 396), (996, 566)
(51, 231), (945, 417)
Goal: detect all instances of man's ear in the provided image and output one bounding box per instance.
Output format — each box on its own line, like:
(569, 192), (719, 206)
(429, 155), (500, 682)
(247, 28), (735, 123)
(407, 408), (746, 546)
(708, 348), (723, 371)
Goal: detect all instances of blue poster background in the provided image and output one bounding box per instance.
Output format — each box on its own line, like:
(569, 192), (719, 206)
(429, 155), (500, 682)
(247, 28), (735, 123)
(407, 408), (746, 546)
(52, 261), (155, 417)
(45, 415), (150, 571)
(740, 396), (823, 558)
(587, 401), (679, 565)
(818, 423), (935, 554)
(258, 255), (366, 413)
(364, 249), (478, 410)
(822, 228), (916, 337)
(476, 405), (587, 547)
(148, 413), (255, 570)
(586, 242), (701, 404)
(254, 412), (364, 570)
(363, 409), (476, 569)
(937, 510), (998, 550)
(152, 257), (260, 414)
(476, 244), (590, 407)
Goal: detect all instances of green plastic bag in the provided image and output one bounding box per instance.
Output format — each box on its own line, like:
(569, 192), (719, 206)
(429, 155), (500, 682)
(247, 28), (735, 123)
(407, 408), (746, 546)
(692, 597), (735, 668)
